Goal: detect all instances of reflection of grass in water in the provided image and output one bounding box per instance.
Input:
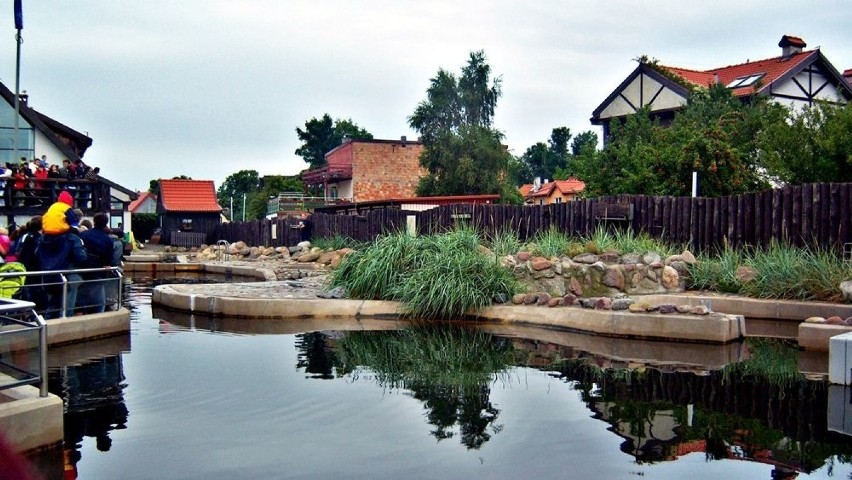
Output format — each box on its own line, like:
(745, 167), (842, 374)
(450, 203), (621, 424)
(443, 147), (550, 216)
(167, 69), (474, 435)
(723, 338), (804, 386)
(337, 325), (515, 389)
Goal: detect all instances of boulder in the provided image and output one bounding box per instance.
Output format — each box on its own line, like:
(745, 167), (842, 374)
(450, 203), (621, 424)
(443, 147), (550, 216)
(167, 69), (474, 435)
(536, 293), (552, 306)
(517, 251), (532, 262)
(611, 298), (633, 311)
(568, 278), (583, 296)
(594, 297), (613, 310)
(689, 305), (711, 315)
(511, 293), (527, 305)
(598, 252), (620, 264)
(657, 304), (678, 314)
(643, 252), (662, 265)
(523, 294), (537, 305)
(602, 267), (625, 290)
(562, 294), (577, 306)
(573, 253), (599, 264)
(661, 266), (680, 289)
(804, 316), (827, 323)
(531, 257), (553, 271)
(736, 266), (758, 283)
(827, 316), (844, 325)
(297, 251), (321, 263)
(842, 281), (852, 303)
(547, 298), (562, 308)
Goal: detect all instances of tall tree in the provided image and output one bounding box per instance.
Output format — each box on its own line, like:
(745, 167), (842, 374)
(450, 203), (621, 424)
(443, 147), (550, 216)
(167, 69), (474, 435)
(409, 51), (512, 198)
(295, 114), (373, 169)
(217, 170), (260, 221)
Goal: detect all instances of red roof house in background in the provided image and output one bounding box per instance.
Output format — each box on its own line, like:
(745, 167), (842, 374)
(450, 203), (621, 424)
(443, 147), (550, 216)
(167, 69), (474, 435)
(591, 35), (852, 140)
(128, 191), (157, 214)
(157, 179), (222, 247)
(520, 178), (586, 205)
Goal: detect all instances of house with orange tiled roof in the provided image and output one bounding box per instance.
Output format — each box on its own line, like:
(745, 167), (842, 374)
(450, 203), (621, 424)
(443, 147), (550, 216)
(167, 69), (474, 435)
(157, 179), (222, 246)
(591, 35), (852, 140)
(520, 177), (586, 205)
(128, 191), (157, 214)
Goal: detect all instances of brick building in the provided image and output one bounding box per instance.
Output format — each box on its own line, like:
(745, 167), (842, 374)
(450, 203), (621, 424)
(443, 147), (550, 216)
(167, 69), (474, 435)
(301, 137), (426, 203)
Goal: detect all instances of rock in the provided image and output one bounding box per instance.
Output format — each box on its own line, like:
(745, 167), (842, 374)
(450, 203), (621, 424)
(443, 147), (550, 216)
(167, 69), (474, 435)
(611, 298), (633, 311)
(577, 298), (596, 309)
(573, 253), (599, 264)
(562, 294), (577, 306)
(568, 278), (583, 296)
(493, 293), (509, 304)
(649, 261), (664, 269)
(478, 245), (494, 257)
(595, 297), (613, 310)
(657, 304), (678, 314)
(589, 261), (607, 273)
(547, 298), (561, 307)
(297, 252), (320, 263)
(517, 251), (532, 262)
(689, 305), (711, 315)
(736, 266), (758, 283)
(803, 316), (826, 323)
(643, 252), (662, 265)
(316, 286), (347, 299)
(827, 316), (844, 325)
(661, 266), (680, 289)
(297, 240), (312, 250)
(676, 304), (691, 313)
(523, 294), (537, 305)
(512, 265), (528, 279)
(629, 302), (652, 313)
(844, 317), (852, 326)
(842, 281), (852, 303)
(249, 246), (263, 259)
(316, 251), (338, 265)
(329, 254), (345, 269)
(681, 250), (697, 264)
(602, 267), (625, 289)
(512, 293), (527, 305)
(531, 257), (552, 271)
(598, 252), (620, 263)
(536, 293), (552, 306)
(621, 253), (643, 265)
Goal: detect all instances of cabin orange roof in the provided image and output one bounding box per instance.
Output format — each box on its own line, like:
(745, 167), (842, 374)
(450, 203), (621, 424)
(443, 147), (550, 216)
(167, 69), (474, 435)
(661, 50), (816, 97)
(526, 178), (586, 198)
(159, 179), (222, 212)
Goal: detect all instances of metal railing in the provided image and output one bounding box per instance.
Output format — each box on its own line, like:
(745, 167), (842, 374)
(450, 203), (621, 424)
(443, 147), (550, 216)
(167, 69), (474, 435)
(0, 298), (47, 397)
(0, 266), (124, 320)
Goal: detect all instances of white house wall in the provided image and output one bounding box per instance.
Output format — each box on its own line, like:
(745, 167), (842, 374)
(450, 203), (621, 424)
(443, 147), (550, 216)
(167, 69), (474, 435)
(33, 129), (67, 163)
(771, 64), (847, 103)
(597, 74), (687, 120)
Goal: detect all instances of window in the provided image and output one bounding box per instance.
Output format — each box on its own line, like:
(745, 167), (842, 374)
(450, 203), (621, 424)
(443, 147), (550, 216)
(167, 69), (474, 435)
(181, 219), (193, 231)
(555, 197), (563, 204)
(726, 73), (764, 89)
(329, 185), (338, 199)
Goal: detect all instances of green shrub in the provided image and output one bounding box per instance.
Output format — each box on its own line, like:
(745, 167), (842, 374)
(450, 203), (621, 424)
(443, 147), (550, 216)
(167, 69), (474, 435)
(311, 234), (363, 251)
(528, 226), (572, 257)
(687, 246), (743, 293)
(486, 228), (522, 257)
(742, 242), (851, 301)
(330, 229), (520, 319)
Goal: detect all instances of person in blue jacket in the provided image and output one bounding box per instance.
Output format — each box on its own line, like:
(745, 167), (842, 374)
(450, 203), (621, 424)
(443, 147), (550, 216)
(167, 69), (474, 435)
(37, 225), (87, 318)
(78, 213), (120, 313)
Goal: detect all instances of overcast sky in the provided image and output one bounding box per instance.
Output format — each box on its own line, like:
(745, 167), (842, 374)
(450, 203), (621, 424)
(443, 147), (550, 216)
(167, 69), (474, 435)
(1, 1), (849, 193)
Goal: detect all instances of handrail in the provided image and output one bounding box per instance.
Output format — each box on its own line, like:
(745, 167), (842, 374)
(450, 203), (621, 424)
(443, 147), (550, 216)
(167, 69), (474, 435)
(0, 297), (48, 397)
(0, 266), (123, 319)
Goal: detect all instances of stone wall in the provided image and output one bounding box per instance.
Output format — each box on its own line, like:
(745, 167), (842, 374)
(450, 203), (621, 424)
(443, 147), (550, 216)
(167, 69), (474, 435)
(504, 250), (696, 297)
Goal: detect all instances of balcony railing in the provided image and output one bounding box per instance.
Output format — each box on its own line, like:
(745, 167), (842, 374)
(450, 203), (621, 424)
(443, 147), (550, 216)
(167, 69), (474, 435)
(266, 193), (353, 215)
(0, 178), (110, 214)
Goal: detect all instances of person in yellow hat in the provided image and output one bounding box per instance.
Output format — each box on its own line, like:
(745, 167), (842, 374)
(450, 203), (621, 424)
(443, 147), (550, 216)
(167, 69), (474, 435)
(42, 190), (79, 235)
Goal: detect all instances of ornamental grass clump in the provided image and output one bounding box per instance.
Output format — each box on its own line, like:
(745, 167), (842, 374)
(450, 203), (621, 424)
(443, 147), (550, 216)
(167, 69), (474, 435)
(486, 227), (522, 257)
(311, 234), (363, 251)
(687, 246), (744, 293)
(742, 242), (851, 302)
(330, 228), (520, 319)
(529, 226), (572, 258)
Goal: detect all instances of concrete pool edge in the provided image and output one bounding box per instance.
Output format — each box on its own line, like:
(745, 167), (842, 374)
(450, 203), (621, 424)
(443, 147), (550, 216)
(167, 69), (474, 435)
(152, 284), (745, 344)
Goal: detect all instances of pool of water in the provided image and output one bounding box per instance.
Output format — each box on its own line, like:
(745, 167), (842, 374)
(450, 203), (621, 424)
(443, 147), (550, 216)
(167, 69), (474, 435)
(25, 275), (852, 479)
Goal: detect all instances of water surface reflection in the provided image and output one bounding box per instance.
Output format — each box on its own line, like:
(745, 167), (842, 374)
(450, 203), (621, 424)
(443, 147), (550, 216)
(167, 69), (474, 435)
(24, 277), (852, 479)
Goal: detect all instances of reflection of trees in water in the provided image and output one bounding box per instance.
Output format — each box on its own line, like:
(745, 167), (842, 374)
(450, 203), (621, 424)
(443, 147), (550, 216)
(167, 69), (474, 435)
(553, 359), (852, 473)
(295, 332), (341, 379)
(48, 355), (128, 468)
(336, 326), (513, 450)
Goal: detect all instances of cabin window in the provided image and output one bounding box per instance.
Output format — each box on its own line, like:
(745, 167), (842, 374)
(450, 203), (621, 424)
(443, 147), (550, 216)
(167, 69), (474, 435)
(329, 185), (338, 199)
(181, 218), (193, 231)
(726, 73), (764, 89)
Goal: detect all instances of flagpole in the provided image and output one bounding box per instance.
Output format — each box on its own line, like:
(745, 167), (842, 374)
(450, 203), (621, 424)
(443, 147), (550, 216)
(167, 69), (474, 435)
(12, 0), (24, 163)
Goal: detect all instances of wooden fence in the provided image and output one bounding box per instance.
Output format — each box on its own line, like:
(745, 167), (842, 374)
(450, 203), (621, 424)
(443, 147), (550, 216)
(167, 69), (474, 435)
(210, 183), (852, 253)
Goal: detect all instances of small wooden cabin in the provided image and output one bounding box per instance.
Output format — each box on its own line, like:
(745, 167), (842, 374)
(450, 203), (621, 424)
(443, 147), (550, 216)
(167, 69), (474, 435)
(157, 179), (222, 247)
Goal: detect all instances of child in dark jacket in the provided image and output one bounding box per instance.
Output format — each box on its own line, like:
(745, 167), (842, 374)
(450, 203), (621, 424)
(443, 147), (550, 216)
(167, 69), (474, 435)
(37, 229), (87, 318)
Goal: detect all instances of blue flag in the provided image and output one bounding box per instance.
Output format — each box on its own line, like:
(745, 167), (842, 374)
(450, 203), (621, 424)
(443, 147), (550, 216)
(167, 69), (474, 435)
(14, 0), (23, 30)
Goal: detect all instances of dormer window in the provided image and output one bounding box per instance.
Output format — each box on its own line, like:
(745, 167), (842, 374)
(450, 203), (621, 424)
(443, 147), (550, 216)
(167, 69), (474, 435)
(726, 73), (764, 89)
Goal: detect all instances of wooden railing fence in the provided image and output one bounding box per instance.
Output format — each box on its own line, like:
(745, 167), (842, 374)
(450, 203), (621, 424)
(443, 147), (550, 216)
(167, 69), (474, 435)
(210, 183), (852, 253)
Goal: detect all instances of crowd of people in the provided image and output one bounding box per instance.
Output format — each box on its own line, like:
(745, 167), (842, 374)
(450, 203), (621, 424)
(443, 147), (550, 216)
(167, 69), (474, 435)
(0, 155), (101, 208)
(0, 189), (123, 318)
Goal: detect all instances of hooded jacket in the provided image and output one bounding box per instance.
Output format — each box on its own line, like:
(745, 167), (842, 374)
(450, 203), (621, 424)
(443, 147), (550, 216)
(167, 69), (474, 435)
(42, 191), (79, 235)
(37, 232), (87, 271)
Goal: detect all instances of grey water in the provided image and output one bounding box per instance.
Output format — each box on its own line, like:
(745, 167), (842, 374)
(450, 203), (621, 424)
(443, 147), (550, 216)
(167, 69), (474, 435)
(26, 275), (852, 479)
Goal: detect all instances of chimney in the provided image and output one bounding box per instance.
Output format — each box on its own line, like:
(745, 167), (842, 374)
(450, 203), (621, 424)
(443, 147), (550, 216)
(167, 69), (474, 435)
(779, 35), (806, 58)
(400, 135), (407, 146)
(843, 69), (852, 86)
